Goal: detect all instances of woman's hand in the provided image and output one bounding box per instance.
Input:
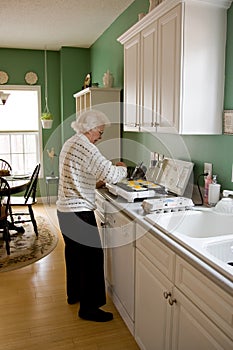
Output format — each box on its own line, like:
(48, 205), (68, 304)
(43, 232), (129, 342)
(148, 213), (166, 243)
(96, 180), (105, 188)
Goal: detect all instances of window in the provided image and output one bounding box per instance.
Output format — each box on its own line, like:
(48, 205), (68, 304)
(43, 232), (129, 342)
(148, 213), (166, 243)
(0, 85), (42, 174)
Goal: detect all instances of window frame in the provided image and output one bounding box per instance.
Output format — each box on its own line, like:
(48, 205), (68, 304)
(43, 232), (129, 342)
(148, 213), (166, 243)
(0, 85), (43, 176)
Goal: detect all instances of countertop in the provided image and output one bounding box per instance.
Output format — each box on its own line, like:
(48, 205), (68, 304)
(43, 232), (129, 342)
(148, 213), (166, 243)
(96, 188), (233, 295)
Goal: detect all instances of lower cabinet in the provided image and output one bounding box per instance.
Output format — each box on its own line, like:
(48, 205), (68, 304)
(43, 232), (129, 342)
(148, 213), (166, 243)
(171, 287), (233, 350)
(173, 256), (233, 349)
(135, 249), (174, 350)
(135, 224), (233, 350)
(104, 202), (135, 335)
(96, 194), (233, 350)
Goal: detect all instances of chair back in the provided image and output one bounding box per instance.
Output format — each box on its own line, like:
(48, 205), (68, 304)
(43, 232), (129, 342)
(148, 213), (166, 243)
(0, 177), (11, 220)
(24, 164), (41, 204)
(0, 159), (12, 176)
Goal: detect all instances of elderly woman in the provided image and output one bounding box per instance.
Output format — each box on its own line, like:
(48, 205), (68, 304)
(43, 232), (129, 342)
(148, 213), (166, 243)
(57, 109), (127, 322)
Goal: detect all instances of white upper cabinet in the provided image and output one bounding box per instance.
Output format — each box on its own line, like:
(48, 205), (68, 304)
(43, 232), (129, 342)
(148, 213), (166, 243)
(73, 87), (121, 161)
(123, 34), (141, 131)
(141, 21), (158, 130)
(157, 5), (181, 133)
(118, 0), (231, 134)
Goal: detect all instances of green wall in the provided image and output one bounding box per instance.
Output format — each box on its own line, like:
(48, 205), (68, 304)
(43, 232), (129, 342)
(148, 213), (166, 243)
(0, 46), (90, 196)
(60, 47), (90, 142)
(91, 0), (233, 191)
(90, 0), (149, 87)
(1, 0), (233, 195)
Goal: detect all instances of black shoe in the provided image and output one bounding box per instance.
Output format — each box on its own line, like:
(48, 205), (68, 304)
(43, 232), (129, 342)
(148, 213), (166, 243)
(78, 308), (113, 322)
(67, 297), (79, 305)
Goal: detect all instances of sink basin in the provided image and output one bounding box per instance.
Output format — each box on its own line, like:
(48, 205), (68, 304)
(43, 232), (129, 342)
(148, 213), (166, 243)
(145, 209), (233, 238)
(204, 239), (233, 266)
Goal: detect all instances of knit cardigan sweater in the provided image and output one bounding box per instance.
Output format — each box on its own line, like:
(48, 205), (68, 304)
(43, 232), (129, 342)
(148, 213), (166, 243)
(56, 133), (127, 212)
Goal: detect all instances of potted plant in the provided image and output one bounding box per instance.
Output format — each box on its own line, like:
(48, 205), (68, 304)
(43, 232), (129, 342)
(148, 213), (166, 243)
(41, 110), (53, 129)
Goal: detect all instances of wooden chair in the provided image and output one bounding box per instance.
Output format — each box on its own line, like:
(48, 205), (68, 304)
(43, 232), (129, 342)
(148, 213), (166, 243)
(9, 164), (41, 236)
(0, 177), (11, 255)
(0, 159), (12, 176)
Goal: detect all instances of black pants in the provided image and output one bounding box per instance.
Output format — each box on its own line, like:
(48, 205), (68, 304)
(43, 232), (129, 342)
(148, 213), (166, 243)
(57, 210), (106, 311)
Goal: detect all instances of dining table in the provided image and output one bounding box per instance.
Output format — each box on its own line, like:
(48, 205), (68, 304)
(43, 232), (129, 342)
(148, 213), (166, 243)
(3, 175), (30, 194)
(0, 174), (31, 233)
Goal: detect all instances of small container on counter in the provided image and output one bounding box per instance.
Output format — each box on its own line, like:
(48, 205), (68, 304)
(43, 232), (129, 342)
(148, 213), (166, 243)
(208, 175), (221, 206)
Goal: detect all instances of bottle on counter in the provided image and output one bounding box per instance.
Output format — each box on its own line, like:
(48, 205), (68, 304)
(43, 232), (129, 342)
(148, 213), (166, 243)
(208, 175), (221, 206)
(204, 172), (212, 204)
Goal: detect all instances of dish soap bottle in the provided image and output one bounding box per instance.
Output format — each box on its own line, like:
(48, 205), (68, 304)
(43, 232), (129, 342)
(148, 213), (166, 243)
(208, 175), (221, 206)
(204, 172), (212, 204)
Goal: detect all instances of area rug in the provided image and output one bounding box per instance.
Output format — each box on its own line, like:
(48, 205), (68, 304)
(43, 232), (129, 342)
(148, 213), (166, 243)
(0, 216), (58, 272)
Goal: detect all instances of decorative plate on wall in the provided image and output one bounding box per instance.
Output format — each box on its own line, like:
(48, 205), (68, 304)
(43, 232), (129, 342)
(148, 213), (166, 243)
(0, 71), (9, 84)
(25, 71), (38, 85)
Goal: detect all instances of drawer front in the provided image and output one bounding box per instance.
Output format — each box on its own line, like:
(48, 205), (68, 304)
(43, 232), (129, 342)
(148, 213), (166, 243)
(95, 191), (106, 214)
(175, 256), (233, 340)
(136, 224), (175, 282)
(105, 202), (135, 247)
(105, 201), (133, 227)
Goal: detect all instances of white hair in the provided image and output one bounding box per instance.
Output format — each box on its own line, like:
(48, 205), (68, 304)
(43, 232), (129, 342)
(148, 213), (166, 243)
(71, 109), (110, 134)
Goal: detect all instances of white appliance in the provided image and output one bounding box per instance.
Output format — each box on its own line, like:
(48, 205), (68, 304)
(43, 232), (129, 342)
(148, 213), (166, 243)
(142, 196), (194, 214)
(107, 158), (194, 203)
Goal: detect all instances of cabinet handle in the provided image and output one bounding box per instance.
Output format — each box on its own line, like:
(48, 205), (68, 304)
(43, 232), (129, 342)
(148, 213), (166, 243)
(168, 297), (177, 306)
(163, 291), (171, 299)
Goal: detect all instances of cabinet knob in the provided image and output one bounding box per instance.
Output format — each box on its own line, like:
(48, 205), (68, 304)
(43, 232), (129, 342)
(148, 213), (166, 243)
(163, 291), (171, 299)
(168, 297), (177, 306)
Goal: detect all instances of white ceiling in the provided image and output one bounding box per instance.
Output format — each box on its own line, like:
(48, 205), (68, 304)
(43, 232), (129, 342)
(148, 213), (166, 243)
(0, 0), (135, 50)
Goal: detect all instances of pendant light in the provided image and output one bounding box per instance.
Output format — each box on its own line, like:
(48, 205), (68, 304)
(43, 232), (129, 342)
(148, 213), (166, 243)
(41, 48), (53, 129)
(0, 91), (10, 105)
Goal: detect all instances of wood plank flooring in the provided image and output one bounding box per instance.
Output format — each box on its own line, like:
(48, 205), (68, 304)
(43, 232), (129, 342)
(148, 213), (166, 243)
(0, 204), (139, 350)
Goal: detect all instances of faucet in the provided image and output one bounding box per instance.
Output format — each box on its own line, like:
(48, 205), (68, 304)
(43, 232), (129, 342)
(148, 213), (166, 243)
(222, 190), (233, 197)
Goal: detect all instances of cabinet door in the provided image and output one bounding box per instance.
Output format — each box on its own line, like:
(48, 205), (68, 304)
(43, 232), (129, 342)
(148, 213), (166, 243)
(141, 21), (158, 131)
(135, 249), (173, 350)
(124, 34), (141, 131)
(172, 287), (233, 350)
(105, 206), (135, 325)
(157, 4), (181, 133)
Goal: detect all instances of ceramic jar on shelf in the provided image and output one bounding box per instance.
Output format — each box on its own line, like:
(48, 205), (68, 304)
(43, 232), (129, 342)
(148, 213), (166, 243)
(102, 70), (113, 88)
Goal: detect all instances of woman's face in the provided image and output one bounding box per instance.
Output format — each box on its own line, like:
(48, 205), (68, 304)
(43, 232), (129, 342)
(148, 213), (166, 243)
(85, 125), (105, 144)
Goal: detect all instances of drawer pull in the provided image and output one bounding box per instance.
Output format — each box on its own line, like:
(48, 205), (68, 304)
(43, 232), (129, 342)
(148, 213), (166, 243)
(168, 297), (177, 306)
(163, 291), (171, 299)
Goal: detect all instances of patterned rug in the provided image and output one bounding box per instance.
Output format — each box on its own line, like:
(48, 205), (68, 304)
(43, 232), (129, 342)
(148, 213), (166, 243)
(0, 216), (58, 272)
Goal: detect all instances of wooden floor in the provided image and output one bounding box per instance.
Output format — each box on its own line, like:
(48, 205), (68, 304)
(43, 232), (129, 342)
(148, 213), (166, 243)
(0, 204), (139, 350)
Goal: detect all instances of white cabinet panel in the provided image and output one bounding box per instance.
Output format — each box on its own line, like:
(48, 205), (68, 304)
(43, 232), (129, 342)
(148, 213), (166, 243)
(135, 223), (233, 350)
(118, 0), (228, 134)
(124, 34), (141, 131)
(175, 255), (233, 341)
(105, 202), (135, 334)
(135, 250), (173, 350)
(157, 5), (181, 133)
(172, 287), (233, 350)
(141, 21), (158, 130)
